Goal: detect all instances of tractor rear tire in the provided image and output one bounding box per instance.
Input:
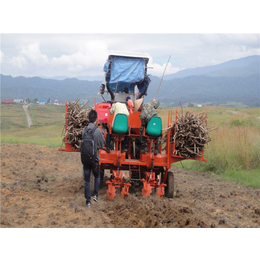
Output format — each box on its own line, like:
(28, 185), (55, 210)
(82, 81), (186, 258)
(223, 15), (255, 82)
(165, 171), (174, 198)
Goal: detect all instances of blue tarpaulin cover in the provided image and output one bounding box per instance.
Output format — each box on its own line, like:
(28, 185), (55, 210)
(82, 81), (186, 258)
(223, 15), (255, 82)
(103, 55), (150, 95)
(104, 56), (145, 84)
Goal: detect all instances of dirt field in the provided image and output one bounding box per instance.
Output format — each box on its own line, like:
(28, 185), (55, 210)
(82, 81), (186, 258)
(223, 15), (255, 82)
(1, 143), (260, 228)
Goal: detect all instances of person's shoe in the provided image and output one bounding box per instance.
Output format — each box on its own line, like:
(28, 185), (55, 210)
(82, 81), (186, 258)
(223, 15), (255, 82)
(93, 195), (99, 202)
(86, 201), (91, 207)
(105, 147), (110, 153)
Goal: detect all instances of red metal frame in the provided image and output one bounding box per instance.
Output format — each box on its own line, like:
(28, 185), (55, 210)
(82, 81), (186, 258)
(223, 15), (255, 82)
(59, 100), (207, 199)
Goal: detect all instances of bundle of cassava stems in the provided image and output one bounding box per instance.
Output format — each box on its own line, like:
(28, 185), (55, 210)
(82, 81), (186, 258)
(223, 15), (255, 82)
(162, 110), (216, 158)
(62, 99), (90, 151)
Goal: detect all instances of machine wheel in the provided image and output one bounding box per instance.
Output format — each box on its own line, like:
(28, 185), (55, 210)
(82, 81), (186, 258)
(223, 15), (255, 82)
(165, 171), (174, 198)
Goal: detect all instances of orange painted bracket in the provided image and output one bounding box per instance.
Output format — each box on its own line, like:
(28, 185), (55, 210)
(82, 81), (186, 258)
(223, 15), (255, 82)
(112, 170), (124, 187)
(157, 183), (166, 199)
(106, 170), (131, 200)
(106, 180), (116, 200)
(121, 183), (131, 199)
(141, 179), (152, 198)
(141, 172), (157, 197)
(141, 172), (165, 198)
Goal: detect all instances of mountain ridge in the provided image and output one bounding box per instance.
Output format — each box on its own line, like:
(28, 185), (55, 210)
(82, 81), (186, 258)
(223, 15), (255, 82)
(163, 55), (259, 80)
(1, 55), (259, 108)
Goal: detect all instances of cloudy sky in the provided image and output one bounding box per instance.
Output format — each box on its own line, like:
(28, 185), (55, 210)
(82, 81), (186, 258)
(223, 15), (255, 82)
(1, 1), (259, 78)
(1, 33), (259, 78)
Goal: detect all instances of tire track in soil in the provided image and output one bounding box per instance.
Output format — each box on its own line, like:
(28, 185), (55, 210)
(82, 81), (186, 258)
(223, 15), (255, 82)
(1, 143), (260, 228)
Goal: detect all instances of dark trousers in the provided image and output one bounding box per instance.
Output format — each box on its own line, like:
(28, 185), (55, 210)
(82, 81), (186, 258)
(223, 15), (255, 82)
(139, 126), (160, 151)
(83, 162), (100, 203)
(122, 135), (129, 150)
(106, 133), (129, 150)
(105, 133), (111, 148)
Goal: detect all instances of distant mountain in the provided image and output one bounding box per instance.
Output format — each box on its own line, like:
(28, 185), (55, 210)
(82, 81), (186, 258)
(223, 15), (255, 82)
(76, 75), (103, 81)
(1, 75), (104, 105)
(148, 74), (260, 107)
(40, 75), (103, 81)
(1, 55), (259, 108)
(163, 55), (260, 80)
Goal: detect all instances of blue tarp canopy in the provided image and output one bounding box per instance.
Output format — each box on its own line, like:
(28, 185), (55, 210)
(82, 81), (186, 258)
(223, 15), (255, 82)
(104, 56), (146, 84)
(103, 55), (150, 94)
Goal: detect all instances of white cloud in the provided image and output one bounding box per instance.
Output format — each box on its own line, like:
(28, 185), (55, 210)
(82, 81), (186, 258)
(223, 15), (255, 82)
(50, 40), (109, 76)
(148, 62), (183, 77)
(68, 64), (83, 72)
(20, 42), (49, 66)
(1, 34), (259, 77)
(190, 34), (260, 67)
(0, 51), (5, 63)
(0, 39), (109, 77)
(3, 42), (49, 73)
(10, 55), (27, 69)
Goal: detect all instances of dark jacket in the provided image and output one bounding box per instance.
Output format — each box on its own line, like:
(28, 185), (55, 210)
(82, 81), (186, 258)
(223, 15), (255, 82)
(139, 100), (160, 126)
(82, 123), (105, 161)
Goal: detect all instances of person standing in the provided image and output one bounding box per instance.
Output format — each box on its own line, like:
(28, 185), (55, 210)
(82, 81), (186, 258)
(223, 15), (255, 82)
(82, 109), (105, 207)
(134, 97), (161, 154)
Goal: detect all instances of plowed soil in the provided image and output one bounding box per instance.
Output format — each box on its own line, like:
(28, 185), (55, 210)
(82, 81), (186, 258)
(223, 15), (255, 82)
(1, 143), (260, 228)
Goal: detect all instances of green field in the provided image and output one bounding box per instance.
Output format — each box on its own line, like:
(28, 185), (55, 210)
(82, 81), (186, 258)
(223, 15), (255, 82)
(1, 103), (260, 187)
(1, 103), (65, 147)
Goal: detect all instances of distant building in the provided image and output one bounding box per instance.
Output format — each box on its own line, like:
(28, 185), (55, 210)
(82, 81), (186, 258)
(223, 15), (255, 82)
(1, 99), (14, 104)
(39, 99), (46, 105)
(51, 99), (62, 105)
(197, 104), (203, 108)
(14, 99), (24, 103)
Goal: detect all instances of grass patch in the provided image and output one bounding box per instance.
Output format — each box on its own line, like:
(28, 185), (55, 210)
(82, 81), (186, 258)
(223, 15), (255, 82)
(174, 161), (260, 187)
(158, 106), (260, 187)
(220, 169), (260, 188)
(28, 104), (65, 127)
(230, 117), (260, 127)
(205, 126), (260, 171)
(1, 136), (62, 148)
(1, 104), (65, 148)
(1, 103), (28, 129)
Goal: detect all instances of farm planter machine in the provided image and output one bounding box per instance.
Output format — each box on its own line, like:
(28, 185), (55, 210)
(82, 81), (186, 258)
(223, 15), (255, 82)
(59, 51), (207, 200)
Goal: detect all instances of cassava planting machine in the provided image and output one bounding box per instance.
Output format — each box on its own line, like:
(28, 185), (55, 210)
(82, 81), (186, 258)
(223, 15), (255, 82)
(59, 51), (207, 200)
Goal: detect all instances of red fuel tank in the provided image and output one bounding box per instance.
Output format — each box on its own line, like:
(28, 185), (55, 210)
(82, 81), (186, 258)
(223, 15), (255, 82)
(95, 102), (111, 123)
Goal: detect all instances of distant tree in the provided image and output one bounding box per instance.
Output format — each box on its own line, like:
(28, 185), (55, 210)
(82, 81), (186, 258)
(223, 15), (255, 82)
(25, 98), (31, 103)
(32, 98), (38, 103)
(188, 103), (195, 107)
(47, 98), (51, 104)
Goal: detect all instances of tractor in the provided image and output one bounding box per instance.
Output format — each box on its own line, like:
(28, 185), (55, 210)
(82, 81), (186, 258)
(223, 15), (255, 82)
(59, 51), (207, 200)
